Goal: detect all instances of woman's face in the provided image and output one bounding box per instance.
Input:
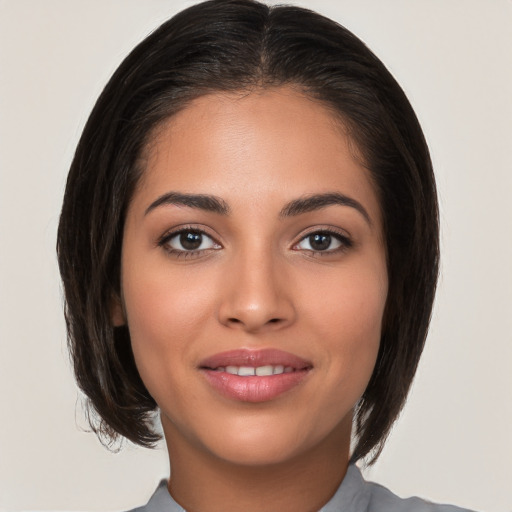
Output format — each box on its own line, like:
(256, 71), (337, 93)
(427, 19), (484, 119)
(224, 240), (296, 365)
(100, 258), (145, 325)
(118, 87), (388, 466)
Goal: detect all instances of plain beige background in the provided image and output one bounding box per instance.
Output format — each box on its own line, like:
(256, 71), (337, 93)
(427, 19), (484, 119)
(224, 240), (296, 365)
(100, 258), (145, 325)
(0, 1), (511, 511)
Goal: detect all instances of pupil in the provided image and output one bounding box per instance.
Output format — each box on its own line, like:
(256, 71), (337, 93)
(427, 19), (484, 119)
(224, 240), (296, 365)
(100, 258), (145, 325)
(180, 231), (202, 250)
(310, 233), (331, 250)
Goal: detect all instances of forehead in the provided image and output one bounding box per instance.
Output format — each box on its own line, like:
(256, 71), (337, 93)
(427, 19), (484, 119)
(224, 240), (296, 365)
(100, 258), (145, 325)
(134, 86), (381, 224)
(145, 87), (358, 167)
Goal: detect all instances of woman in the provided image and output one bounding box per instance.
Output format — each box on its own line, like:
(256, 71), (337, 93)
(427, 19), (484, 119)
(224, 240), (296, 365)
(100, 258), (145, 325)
(57, 1), (474, 510)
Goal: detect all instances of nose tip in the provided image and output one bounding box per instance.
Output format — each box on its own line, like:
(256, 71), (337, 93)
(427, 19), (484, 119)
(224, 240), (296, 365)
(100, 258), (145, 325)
(217, 259), (296, 333)
(224, 309), (289, 333)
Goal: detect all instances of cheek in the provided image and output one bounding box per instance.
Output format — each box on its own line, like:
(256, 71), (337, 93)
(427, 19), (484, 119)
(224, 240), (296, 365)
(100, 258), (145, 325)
(303, 262), (387, 392)
(123, 256), (217, 332)
(308, 261), (386, 336)
(121, 264), (215, 393)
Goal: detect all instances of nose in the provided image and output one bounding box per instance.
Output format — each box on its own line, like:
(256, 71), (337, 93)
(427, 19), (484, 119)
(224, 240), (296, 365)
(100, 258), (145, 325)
(217, 248), (296, 333)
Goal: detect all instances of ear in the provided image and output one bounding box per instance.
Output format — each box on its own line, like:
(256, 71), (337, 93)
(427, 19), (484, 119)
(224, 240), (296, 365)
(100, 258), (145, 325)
(110, 294), (126, 326)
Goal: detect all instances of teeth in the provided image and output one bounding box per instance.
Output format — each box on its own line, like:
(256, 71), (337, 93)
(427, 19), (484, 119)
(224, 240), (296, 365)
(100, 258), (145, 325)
(238, 366), (256, 376)
(255, 365), (274, 376)
(219, 365), (294, 376)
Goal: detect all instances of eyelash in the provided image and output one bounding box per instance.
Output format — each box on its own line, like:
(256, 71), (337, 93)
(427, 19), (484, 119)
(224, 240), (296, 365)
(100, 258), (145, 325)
(293, 228), (353, 256)
(157, 226), (221, 259)
(157, 226), (353, 259)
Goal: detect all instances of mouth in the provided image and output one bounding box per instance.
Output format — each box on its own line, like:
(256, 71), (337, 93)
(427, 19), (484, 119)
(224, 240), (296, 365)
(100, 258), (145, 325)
(208, 364), (297, 376)
(199, 349), (312, 403)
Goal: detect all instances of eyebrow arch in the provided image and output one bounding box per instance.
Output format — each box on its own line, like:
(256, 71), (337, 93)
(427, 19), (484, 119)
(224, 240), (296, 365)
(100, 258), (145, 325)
(145, 192), (230, 216)
(144, 191), (370, 225)
(279, 192), (371, 225)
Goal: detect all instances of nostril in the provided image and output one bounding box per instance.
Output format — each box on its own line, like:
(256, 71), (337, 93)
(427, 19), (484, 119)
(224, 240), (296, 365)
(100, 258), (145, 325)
(226, 317), (282, 327)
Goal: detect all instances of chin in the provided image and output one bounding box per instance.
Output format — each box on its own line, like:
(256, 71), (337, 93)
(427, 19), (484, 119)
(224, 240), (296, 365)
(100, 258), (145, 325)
(163, 407), (351, 469)
(210, 432), (306, 467)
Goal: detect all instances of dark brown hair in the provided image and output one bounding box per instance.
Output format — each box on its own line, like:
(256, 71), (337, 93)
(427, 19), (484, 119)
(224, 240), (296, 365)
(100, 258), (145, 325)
(57, 0), (439, 463)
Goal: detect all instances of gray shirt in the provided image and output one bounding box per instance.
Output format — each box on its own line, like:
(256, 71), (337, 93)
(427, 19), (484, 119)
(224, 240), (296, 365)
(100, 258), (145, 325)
(128, 464), (475, 511)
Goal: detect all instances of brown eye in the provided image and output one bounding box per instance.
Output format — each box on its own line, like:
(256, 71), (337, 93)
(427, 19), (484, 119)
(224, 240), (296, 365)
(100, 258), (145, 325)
(163, 229), (220, 253)
(180, 231), (203, 250)
(308, 233), (332, 251)
(295, 230), (351, 253)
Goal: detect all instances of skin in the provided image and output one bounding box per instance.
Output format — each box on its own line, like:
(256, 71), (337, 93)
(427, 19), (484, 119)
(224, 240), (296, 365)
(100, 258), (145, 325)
(116, 87), (388, 512)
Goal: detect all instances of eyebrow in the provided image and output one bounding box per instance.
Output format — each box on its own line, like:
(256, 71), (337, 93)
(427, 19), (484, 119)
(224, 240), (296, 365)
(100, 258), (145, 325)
(279, 193), (371, 225)
(144, 191), (371, 225)
(145, 192), (230, 216)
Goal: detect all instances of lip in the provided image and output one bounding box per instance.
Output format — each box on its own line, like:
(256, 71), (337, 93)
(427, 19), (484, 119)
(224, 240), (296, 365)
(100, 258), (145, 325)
(199, 349), (312, 403)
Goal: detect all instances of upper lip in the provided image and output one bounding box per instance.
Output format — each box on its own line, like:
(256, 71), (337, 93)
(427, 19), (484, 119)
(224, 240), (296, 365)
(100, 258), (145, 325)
(199, 348), (312, 370)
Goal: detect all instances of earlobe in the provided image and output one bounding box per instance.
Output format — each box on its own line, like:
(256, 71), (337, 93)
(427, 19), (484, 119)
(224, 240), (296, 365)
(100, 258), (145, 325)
(110, 294), (126, 326)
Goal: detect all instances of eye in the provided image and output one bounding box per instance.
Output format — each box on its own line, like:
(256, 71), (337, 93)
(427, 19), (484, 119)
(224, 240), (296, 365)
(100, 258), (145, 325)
(159, 228), (221, 256)
(294, 230), (352, 254)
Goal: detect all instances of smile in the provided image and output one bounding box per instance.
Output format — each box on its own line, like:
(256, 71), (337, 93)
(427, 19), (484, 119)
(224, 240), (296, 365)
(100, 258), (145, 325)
(213, 365), (295, 376)
(199, 349), (312, 402)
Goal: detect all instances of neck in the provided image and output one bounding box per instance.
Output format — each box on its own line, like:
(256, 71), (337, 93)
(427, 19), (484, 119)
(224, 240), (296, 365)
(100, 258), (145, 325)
(163, 419), (351, 512)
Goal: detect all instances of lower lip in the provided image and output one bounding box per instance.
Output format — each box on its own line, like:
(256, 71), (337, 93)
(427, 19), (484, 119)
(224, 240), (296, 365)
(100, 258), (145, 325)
(201, 369), (310, 403)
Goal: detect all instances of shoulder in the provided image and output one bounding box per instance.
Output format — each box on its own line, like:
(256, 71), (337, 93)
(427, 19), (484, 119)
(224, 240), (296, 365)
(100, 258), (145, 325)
(125, 479), (183, 512)
(343, 465), (476, 512)
(126, 467), (477, 512)
(365, 480), (474, 512)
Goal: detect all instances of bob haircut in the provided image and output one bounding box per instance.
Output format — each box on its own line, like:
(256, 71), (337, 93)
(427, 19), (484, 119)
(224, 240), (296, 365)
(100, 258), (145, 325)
(57, 0), (439, 463)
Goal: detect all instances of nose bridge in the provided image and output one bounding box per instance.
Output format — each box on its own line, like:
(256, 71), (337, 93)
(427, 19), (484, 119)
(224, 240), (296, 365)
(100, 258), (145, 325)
(218, 240), (294, 332)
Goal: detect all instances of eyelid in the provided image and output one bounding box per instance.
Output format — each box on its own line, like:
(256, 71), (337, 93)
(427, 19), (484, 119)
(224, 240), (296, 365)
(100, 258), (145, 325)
(292, 226), (353, 254)
(156, 224), (352, 258)
(157, 224), (222, 258)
